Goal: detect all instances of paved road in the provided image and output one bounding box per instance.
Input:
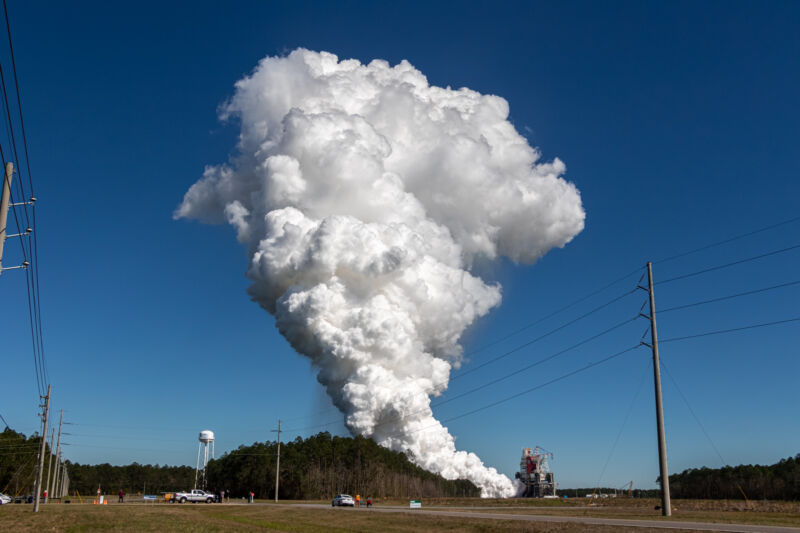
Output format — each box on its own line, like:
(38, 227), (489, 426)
(277, 503), (800, 532)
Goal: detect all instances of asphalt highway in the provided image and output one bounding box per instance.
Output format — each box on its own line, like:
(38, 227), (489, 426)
(278, 502), (800, 532)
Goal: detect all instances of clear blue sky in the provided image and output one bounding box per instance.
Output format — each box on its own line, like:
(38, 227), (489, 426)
(1, 0), (798, 490)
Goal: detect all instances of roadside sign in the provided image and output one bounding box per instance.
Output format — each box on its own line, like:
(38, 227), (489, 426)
(409, 499), (421, 508)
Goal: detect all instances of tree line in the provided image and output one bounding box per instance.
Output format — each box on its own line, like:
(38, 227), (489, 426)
(0, 428), (47, 496)
(205, 432), (480, 499)
(668, 454), (800, 500)
(2, 428), (478, 499)
(11, 424), (797, 501)
(65, 461), (195, 496)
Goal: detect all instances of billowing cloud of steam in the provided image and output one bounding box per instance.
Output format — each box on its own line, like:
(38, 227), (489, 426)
(176, 49), (584, 497)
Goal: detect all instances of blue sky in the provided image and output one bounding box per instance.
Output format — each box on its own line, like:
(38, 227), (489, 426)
(1, 0), (798, 490)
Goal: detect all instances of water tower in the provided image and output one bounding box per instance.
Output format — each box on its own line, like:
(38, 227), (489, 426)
(194, 430), (215, 489)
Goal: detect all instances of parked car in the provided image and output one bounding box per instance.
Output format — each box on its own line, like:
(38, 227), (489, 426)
(0, 493), (11, 505)
(332, 494), (355, 507)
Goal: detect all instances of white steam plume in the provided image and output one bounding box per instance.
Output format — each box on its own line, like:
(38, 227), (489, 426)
(177, 49), (584, 497)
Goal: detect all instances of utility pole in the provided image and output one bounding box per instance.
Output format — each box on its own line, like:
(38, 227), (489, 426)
(0, 162), (12, 274)
(53, 449), (61, 499)
(271, 419), (281, 502)
(44, 427), (55, 503)
(50, 409), (64, 498)
(50, 410), (63, 499)
(0, 161), (33, 275)
(61, 464), (68, 498)
(33, 384), (50, 512)
(646, 262), (671, 516)
(0, 163), (14, 274)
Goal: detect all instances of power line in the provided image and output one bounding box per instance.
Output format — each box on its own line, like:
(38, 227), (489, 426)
(458, 218), (798, 381)
(59, 442), (187, 454)
(654, 215), (800, 266)
(70, 421), (198, 432)
(594, 359), (650, 490)
(656, 243), (800, 285)
(217, 451), (278, 457)
(1, 160), (42, 394)
(435, 316), (640, 410)
(281, 407), (341, 423)
(454, 288), (638, 381)
(660, 317), (800, 344)
(0, 160), (47, 396)
(443, 218), (798, 384)
(282, 418), (343, 434)
(66, 433), (190, 444)
(332, 341), (644, 443)
(326, 291), (795, 442)
(464, 267), (644, 358)
(283, 314), (641, 434)
(660, 280), (800, 314)
(396, 345), (643, 439)
(0, 2), (47, 396)
(12, 200), (44, 394)
(1, 165), (29, 261)
(1, 161), (43, 395)
(70, 421), (194, 431)
(0, 66), (31, 238)
(2, 0), (33, 189)
(659, 359), (727, 467)
(2, 0), (45, 392)
(279, 223), (800, 437)
(0, 442), (40, 450)
(0, 450), (48, 457)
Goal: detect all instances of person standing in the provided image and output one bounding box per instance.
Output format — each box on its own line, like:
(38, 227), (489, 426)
(356, 494), (360, 507)
(118, 490), (124, 503)
(366, 496), (372, 508)
(220, 489), (225, 503)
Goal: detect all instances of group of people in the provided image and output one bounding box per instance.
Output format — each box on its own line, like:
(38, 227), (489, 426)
(355, 494), (372, 507)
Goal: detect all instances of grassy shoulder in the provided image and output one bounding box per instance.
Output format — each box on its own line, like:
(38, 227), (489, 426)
(281, 496), (800, 527)
(439, 507), (800, 527)
(0, 502), (692, 533)
(1, 498), (798, 532)
(361, 497), (800, 527)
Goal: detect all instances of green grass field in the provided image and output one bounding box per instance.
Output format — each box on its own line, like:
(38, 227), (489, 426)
(0, 504), (620, 533)
(1, 498), (798, 532)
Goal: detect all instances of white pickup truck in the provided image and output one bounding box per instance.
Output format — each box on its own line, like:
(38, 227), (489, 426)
(172, 489), (216, 503)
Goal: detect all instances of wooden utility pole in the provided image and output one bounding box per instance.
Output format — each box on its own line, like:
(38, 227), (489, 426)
(272, 420), (281, 502)
(33, 384), (50, 512)
(0, 162), (12, 274)
(60, 464), (68, 498)
(51, 410), (63, 499)
(646, 262), (671, 516)
(44, 427), (55, 503)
